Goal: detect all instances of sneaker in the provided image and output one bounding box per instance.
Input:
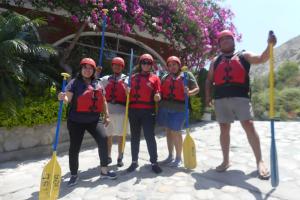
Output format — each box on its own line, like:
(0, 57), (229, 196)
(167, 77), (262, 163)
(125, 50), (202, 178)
(168, 158), (182, 167)
(151, 163), (162, 174)
(67, 175), (78, 187)
(160, 155), (174, 164)
(127, 162), (139, 173)
(100, 170), (117, 180)
(107, 157), (112, 165)
(117, 158), (124, 167)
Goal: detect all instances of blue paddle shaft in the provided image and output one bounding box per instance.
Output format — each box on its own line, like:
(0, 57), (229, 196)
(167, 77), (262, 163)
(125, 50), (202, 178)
(53, 79), (67, 151)
(271, 120), (279, 187)
(98, 15), (107, 67)
(128, 48), (133, 87)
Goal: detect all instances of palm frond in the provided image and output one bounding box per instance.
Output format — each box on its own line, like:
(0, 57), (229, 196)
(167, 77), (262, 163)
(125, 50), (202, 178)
(0, 39), (30, 57)
(0, 15), (7, 27)
(0, 11), (59, 114)
(0, 11), (30, 42)
(28, 44), (58, 62)
(0, 73), (23, 109)
(29, 17), (48, 27)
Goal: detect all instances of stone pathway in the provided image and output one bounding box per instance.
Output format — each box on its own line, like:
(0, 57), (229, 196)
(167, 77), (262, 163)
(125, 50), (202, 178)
(0, 121), (299, 200)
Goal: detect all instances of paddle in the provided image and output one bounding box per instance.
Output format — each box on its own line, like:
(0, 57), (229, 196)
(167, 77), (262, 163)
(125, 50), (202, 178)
(39, 73), (70, 200)
(96, 9), (108, 78)
(182, 66), (197, 169)
(121, 48), (134, 156)
(269, 30), (279, 187)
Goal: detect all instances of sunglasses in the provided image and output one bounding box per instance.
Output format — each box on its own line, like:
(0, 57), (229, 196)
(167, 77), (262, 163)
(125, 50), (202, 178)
(140, 60), (153, 65)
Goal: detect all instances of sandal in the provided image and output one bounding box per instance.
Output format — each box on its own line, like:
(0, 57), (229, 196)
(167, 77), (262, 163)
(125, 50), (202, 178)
(216, 163), (231, 172)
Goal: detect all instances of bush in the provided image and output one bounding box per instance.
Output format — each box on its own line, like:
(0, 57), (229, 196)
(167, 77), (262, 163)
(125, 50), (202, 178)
(250, 61), (300, 120)
(278, 88), (300, 119)
(190, 96), (203, 122)
(0, 97), (67, 128)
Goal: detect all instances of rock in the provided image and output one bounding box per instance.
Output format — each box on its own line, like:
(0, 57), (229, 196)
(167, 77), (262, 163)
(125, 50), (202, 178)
(0, 130), (4, 143)
(40, 133), (53, 145)
(157, 185), (173, 193)
(221, 186), (239, 193)
(116, 191), (136, 199)
(21, 135), (39, 149)
(3, 136), (21, 151)
(195, 190), (214, 199)
(167, 194), (192, 200)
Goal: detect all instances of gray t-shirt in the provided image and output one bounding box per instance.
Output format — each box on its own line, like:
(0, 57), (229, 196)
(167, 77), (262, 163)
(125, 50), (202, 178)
(159, 71), (198, 112)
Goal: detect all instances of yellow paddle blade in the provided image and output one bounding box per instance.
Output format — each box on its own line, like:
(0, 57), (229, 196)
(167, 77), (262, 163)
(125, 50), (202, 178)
(183, 130), (197, 169)
(39, 152), (61, 200)
(121, 94), (130, 153)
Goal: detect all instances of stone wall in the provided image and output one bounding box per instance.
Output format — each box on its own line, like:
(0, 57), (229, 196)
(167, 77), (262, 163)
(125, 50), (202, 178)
(0, 122), (96, 162)
(0, 123), (164, 163)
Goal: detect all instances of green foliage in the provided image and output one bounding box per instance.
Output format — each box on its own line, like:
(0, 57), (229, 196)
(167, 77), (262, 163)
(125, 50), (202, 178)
(190, 96), (203, 121)
(0, 95), (66, 128)
(0, 11), (60, 115)
(251, 61), (300, 120)
(189, 68), (208, 122)
(278, 88), (300, 118)
(276, 61), (299, 89)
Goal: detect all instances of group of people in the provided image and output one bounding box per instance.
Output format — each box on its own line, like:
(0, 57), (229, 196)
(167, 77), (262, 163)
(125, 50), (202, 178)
(58, 30), (277, 187)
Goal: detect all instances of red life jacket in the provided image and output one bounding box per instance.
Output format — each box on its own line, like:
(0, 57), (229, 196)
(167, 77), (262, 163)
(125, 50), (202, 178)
(161, 74), (185, 103)
(129, 73), (157, 109)
(105, 75), (126, 105)
(76, 85), (104, 113)
(213, 53), (248, 87)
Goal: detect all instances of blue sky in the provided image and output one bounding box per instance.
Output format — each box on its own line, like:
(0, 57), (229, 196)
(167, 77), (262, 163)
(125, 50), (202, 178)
(223, 0), (300, 53)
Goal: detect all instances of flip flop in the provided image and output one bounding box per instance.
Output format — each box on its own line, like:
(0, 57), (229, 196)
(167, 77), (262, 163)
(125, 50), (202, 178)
(215, 163), (231, 172)
(257, 162), (270, 180)
(258, 169), (270, 180)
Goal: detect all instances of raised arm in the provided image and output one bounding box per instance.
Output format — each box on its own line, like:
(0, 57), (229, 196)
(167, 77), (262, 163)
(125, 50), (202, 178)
(243, 32), (277, 65)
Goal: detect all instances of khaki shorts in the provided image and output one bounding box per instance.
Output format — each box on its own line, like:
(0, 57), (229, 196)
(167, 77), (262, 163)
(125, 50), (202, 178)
(214, 97), (254, 123)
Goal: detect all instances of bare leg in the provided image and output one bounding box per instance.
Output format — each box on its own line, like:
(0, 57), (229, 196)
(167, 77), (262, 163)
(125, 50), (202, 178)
(173, 131), (183, 160)
(168, 131), (183, 167)
(166, 128), (174, 157)
(216, 123), (231, 172)
(161, 128), (174, 163)
(117, 136), (123, 159)
(240, 120), (269, 178)
(107, 136), (113, 158)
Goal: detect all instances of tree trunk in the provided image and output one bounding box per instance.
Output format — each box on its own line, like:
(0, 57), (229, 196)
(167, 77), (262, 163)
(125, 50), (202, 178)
(59, 20), (88, 73)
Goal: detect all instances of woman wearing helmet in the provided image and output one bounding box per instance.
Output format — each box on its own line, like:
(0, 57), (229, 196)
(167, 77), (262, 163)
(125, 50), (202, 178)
(126, 53), (163, 174)
(100, 57), (128, 167)
(58, 57), (117, 187)
(157, 56), (199, 167)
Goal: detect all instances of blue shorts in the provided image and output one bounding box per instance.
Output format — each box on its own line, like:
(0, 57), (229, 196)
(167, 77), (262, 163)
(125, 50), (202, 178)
(157, 107), (186, 131)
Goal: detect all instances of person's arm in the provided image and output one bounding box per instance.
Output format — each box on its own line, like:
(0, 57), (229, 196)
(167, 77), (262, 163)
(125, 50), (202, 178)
(205, 60), (215, 107)
(154, 76), (161, 102)
(102, 96), (110, 127)
(187, 72), (199, 96)
(243, 32), (277, 65)
(58, 80), (74, 103)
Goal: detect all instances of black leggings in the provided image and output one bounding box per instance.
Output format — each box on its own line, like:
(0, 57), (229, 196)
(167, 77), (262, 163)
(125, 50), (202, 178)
(128, 108), (158, 164)
(67, 120), (108, 175)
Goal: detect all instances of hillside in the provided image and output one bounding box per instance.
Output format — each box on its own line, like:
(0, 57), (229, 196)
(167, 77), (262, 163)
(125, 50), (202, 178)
(250, 35), (300, 76)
